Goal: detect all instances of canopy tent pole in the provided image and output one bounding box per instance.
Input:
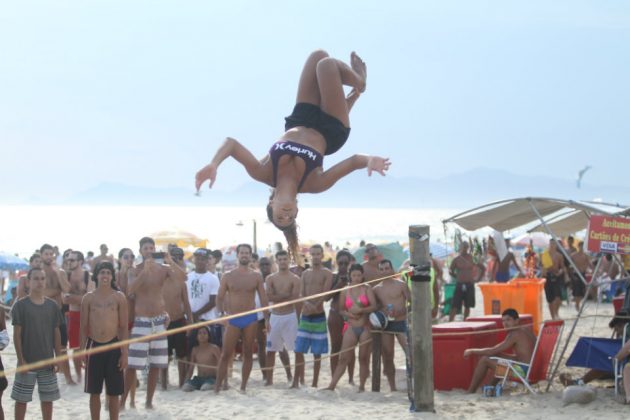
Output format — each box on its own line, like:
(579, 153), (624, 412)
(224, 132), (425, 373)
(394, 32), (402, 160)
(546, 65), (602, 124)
(526, 199), (599, 391)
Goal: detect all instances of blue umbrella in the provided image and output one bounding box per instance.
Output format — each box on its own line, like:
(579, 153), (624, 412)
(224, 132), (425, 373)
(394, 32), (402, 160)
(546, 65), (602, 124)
(0, 252), (29, 271)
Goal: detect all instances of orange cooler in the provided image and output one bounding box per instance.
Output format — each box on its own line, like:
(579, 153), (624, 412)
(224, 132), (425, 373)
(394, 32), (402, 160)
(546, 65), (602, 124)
(432, 321), (498, 390)
(478, 278), (544, 334)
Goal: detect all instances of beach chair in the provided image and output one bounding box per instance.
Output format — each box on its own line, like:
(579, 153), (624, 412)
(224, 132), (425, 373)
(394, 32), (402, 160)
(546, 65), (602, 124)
(491, 319), (564, 394)
(613, 322), (630, 397)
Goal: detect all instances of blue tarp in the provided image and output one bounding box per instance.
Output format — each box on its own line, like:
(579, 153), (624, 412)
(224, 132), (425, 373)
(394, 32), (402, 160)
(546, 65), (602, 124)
(566, 337), (622, 373)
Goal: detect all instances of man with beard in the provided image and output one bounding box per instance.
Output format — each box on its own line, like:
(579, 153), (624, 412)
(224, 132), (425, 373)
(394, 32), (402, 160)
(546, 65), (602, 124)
(292, 244), (333, 388)
(63, 251), (93, 382)
(327, 250), (355, 383)
(40, 243), (75, 385)
(265, 251), (300, 385)
(214, 244), (268, 393)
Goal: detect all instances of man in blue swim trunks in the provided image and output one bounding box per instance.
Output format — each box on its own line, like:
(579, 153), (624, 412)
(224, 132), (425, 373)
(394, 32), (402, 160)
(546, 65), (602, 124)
(463, 308), (536, 393)
(214, 244), (269, 393)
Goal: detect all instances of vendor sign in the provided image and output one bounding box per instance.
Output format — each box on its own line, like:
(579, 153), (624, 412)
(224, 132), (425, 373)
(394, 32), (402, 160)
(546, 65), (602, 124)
(587, 215), (630, 254)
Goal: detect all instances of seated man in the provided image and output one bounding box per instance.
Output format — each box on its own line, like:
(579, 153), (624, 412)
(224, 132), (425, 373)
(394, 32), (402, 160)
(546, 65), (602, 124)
(464, 308), (536, 393)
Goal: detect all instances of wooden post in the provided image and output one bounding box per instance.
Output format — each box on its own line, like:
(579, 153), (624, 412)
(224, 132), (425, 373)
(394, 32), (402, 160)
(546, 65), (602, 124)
(371, 332), (382, 392)
(409, 225), (435, 412)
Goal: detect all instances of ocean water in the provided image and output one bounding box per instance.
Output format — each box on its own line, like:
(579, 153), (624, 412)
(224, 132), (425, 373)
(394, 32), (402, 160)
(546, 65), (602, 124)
(0, 205), (459, 258)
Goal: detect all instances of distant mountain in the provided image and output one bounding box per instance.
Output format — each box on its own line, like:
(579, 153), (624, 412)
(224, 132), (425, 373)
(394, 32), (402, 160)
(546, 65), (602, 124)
(29, 168), (630, 208)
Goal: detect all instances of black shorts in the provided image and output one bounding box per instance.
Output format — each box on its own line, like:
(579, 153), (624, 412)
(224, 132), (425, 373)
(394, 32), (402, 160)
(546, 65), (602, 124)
(0, 357), (7, 392)
(544, 273), (563, 303)
(167, 318), (188, 359)
(84, 338), (124, 396)
(285, 102), (350, 155)
(452, 282), (475, 310)
(60, 318), (68, 348)
(384, 320), (408, 334)
(571, 272), (586, 298)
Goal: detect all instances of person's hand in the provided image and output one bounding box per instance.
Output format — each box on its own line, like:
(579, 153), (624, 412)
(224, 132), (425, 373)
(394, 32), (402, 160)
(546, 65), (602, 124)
(118, 352), (128, 371)
(164, 312), (171, 329)
(349, 306), (362, 316)
(265, 318), (271, 334)
(367, 156), (391, 177)
(164, 252), (174, 266)
(463, 349), (473, 358)
(195, 162), (218, 192)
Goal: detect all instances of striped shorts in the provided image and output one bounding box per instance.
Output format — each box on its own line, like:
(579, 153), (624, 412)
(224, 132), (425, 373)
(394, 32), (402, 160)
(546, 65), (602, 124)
(128, 315), (169, 369)
(11, 368), (60, 403)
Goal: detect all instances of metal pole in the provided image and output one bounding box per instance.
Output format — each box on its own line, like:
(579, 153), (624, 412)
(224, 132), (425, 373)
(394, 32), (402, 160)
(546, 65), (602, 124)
(409, 225), (435, 412)
(253, 219), (257, 252)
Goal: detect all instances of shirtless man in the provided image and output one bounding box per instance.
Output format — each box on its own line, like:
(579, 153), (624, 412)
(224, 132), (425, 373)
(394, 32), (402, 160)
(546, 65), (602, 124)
(214, 244), (268, 393)
(160, 247), (193, 389)
(362, 243), (381, 283)
(494, 239), (523, 283)
(259, 257), (293, 384)
(121, 237), (186, 409)
(265, 250), (300, 385)
(63, 251), (93, 382)
(464, 309), (536, 393)
(40, 243), (75, 385)
(373, 259), (410, 391)
(449, 242), (485, 321)
(183, 327), (221, 392)
(79, 262), (128, 420)
(292, 244), (333, 388)
(543, 240), (566, 320)
(17, 254), (42, 299)
(569, 241), (593, 311)
(327, 250), (355, 382)
(91, 244), (115, 271)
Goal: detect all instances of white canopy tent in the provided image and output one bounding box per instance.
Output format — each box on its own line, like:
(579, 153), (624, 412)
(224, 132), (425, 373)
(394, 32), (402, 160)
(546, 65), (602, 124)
(443, 197), (630, 391)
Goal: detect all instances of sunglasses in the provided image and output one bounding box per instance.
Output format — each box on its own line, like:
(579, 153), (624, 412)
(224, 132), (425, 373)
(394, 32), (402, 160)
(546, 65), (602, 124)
(66, 258), (77, 262)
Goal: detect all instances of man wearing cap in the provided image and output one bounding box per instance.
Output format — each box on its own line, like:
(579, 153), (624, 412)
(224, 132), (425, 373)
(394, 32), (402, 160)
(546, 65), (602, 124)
(186, 249), (222, 347)
(161, 247), (194, 389)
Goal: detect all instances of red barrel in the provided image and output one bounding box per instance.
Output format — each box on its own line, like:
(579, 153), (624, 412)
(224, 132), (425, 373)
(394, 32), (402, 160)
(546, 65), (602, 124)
(432, 321), (498, 390)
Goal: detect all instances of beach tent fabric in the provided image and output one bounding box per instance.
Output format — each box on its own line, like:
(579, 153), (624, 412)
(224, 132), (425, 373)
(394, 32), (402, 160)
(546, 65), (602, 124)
(528, 211), (590, 237)
(443, 197), (629, 233)
(566, 337), (622, 373)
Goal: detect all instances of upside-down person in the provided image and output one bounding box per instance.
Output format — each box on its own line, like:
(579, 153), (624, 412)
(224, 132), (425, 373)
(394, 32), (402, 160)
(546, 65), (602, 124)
(195, 50), (390, 262)
(463, 308), (536, 393)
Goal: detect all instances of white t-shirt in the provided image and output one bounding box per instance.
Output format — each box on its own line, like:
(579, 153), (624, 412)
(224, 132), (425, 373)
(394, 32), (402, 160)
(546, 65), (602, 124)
(186, 271), (220, 321)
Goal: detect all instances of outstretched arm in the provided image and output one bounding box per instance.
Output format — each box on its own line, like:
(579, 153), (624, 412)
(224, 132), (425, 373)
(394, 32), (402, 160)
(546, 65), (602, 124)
(304, 154), (390, 193)
(195, 137), (272, 191)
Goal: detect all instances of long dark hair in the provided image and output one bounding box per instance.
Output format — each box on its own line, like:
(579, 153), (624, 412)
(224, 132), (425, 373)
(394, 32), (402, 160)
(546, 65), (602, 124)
(267, 191), (302, 266)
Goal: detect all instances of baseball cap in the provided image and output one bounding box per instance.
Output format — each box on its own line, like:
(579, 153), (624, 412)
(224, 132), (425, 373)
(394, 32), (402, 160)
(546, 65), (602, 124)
(193, 248), (211, 258)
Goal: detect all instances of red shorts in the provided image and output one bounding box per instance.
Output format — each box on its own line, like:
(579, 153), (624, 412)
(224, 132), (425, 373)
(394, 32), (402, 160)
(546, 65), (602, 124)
(66, 311), (81, 349)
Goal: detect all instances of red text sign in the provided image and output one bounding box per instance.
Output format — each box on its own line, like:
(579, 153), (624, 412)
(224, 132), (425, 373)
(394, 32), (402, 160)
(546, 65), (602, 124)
(587, 215), (630, 254)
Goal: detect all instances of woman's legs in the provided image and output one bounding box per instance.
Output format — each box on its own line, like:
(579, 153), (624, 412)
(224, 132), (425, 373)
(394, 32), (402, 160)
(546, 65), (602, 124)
(357, 331), (371, 392)
(326, 330), (359, 390)
(295, 50), (367, 127)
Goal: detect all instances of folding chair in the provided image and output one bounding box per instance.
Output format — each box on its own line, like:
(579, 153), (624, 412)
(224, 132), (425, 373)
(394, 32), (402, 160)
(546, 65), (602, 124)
(613, 322), (630, 396)
(491, 320), (564, 394)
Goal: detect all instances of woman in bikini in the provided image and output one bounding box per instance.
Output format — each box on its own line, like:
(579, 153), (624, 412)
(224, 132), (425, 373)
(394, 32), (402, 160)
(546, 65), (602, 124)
(326, 263), (376, 392)
(195, 50), (390, 262)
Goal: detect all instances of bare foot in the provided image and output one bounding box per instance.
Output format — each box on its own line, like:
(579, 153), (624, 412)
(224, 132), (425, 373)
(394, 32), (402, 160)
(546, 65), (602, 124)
(290, 383), (300, 389)
(130, 401), (136, 409)
(350, 51), (367, 93)
(358, 386), (365, 393)
(145, 402), (154, 410)
(559, 373), (576, 387)
(323, 386), (335, 391)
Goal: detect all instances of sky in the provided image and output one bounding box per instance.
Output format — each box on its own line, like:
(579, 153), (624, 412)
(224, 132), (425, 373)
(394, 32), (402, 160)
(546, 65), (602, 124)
(2, 0), (629, 203)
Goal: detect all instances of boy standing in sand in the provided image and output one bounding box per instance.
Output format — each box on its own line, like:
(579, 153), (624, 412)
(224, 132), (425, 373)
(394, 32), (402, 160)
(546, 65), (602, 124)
(183, 327), (221, 392)
(265, 250), (301, 385)
(80, 262), (128, 420)
(292, 244), (333, 388)
(11, 267), (64, 420)
(373, 259), (410, 392)
(214, 244), (269, 393)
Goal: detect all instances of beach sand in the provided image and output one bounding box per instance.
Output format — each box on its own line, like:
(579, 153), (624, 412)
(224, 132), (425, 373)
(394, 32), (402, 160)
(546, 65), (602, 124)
(1, 290), (627, 420)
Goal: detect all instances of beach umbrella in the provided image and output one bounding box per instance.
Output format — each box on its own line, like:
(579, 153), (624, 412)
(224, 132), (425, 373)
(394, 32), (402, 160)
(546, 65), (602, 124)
(353, 242), (406, 270)
(150, 229), (207, 249)
(512, 232), (550, 250)
(0, 252), (29, 271)
(429, 242), (454, 260)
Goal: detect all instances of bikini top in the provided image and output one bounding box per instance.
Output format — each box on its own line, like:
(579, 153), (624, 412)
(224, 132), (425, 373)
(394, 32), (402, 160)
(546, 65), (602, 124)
(269, 141), (324, 191)
(345, 291), (369, 310)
